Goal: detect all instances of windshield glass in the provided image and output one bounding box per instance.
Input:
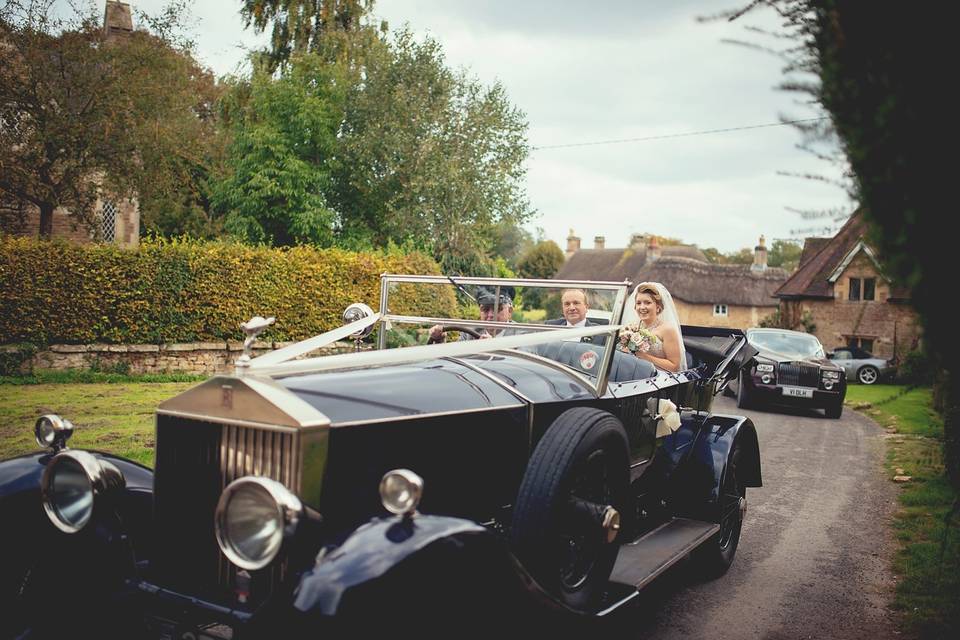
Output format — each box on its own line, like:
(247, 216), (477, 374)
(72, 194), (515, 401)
(748, 330), (824, 359)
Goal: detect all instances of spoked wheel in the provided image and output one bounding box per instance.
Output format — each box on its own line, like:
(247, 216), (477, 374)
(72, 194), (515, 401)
(426, 325), (483, 344)
(696, 441), (746, 577)
(857, 365), (879, 385)
(511, 407), (630, 610)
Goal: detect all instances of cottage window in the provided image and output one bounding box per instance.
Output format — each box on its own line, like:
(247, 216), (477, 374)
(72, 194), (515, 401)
(863, 278), (876, 301)
(99, 201), (118, 242)
(848, 277), (861, 301)
(846, 337), (875, 352)
(713, 304), (728, 317)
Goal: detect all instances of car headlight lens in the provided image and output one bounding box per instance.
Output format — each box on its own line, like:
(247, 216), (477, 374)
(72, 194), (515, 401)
(41, 450), (125, 533)
(755, 363), (775, 373)
(216, 477), (302, 571)
(822, 370), (841, 380)
(379, 469), (423, 516)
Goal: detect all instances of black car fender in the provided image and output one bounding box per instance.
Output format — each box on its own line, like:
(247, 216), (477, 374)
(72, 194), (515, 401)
(663, 414), (762, 521)
(292, 514), (574, 625)
(0, 451), (155, 639)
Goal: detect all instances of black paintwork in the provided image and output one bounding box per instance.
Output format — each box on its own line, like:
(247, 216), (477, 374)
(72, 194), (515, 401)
(0, 323), (759, 636)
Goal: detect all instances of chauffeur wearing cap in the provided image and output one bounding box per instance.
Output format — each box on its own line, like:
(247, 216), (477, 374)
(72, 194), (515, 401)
(428, 286), (516, 342)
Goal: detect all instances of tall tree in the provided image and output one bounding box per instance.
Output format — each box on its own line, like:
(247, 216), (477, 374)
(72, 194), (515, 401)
(240, 0), (372, 69)
(0, 0), (220, 238)
(211, 53), (345, 246)
(332, 29), (533, 269)
(733, 1), (956, 492)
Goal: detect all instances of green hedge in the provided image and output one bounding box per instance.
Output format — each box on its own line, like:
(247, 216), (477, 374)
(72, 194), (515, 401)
(0, 237), (456, 344)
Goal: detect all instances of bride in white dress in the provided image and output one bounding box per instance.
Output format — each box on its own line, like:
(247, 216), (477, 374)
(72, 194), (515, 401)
(621, 282), (687, 372)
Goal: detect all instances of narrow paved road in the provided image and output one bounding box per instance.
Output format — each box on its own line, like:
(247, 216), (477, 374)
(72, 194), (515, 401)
(604, 395), (902, 639)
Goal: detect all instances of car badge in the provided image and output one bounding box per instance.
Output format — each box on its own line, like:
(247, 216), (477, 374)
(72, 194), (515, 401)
(579, 350), (598, 370)
(221, 385), (234, 410)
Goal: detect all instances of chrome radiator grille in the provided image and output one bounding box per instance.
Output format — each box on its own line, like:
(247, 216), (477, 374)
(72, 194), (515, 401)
(154, 414), (301, 601)
(778, 363), (820, 387)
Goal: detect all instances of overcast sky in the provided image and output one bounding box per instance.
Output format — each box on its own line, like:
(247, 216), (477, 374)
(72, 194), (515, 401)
(131, 0), (854, 254)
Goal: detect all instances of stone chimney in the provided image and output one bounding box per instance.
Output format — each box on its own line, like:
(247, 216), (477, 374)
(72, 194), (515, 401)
(647, 235), (661, 262)
(104, 2), (133, 42)
(565, 229), (581, 258)
(594, 236), (605, 250)
(629, 233), (645, 251)
(751, 235), (768, 272)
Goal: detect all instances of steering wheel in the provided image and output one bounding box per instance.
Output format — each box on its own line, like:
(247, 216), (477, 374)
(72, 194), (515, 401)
(427, 325), (484, 344)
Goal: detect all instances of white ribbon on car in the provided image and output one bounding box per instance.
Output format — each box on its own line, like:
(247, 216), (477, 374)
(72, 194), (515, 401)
(655, 399), (682, 437)
(248, 312), (382, 368)
(249, 324), (618, 378)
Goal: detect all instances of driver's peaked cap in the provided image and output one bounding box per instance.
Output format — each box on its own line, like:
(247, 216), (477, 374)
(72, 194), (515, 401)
(475, 286), (515, 306)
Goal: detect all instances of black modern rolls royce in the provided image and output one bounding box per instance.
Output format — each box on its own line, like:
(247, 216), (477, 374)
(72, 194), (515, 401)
(0, 275), (763, 638)
(729, 327), (847, 419)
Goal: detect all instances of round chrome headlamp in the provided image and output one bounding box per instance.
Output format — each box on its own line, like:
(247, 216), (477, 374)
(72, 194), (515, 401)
(41, 450), (125, 533)
(824, 380), (834, 390)
(342, 302), (375, 338)
(379, 469), (424, 516)
(215, 477), (303, 571)
(35, 414), (74, 450)
(760, 374), (772, 384)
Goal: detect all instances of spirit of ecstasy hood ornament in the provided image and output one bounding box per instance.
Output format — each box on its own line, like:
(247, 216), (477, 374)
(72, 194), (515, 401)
(236, 316), (276, 373)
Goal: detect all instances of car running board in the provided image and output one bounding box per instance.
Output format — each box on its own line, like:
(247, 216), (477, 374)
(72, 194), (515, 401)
(595, 517), (720, 616)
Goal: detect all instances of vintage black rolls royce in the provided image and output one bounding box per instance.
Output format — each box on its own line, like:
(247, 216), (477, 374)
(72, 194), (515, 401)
(728, 327), (847, 419)
(0, 275), (762, 638)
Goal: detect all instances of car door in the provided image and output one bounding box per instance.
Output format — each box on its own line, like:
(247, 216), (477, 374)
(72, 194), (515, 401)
(831, 349), (856, 378)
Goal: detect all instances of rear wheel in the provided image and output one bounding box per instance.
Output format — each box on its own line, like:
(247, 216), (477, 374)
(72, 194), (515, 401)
(857, 365), (879, 385)
(511, 407), (630, 611)
(695, 441), (745, 577)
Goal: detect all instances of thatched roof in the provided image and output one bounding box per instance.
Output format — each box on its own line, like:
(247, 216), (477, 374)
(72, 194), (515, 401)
(555, 244), (707, 283)
(775, 210), (911, 300)
(634, 257), (788, 308)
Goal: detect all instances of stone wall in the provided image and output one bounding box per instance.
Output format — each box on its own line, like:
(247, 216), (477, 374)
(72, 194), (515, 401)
(2, 340), (361, 376)
(676, 301), (777, 330)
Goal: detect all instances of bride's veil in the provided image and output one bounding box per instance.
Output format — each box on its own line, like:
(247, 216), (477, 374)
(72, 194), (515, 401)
(622, 282), (688, 371)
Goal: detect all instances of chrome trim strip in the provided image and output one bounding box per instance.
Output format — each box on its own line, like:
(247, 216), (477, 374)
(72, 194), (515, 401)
(496, 348), (600, 396)
(378, 274), (389, 350)
(156, 410), (313, 433)
(384, 314), (567, 332)
(443, 356), (534, 405)
(380, 274), (631, 290)
(330, 403), (526, 428)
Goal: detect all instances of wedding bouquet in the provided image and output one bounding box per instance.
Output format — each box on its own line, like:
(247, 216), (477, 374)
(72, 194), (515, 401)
(618, 323), (660, 355)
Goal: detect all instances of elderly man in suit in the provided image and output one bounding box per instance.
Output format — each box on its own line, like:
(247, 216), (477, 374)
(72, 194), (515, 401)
(546, 288), (593, 328)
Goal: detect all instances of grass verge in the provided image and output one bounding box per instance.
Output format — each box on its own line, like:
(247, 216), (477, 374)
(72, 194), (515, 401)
(847, 384), (959, 638)
(0, 380), (196, 466)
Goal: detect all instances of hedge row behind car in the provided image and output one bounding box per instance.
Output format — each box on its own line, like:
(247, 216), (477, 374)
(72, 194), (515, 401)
(0, 236), (456, 346)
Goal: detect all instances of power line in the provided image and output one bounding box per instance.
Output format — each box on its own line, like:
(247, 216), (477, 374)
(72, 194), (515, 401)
(531, 117), (829, 151)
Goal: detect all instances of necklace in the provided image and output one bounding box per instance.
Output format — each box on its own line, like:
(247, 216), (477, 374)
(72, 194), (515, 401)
(643, 317), (663, 330)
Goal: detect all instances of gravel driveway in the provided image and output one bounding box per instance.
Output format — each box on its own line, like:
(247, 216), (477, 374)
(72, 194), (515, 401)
(603, 395), (904, 639)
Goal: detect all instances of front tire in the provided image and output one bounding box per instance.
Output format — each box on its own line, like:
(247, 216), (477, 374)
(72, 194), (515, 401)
(511, 407), (629, 611)
(695, 441), (745, 577)
(825, 397), (844, 419)
(857, 365), (879, 385)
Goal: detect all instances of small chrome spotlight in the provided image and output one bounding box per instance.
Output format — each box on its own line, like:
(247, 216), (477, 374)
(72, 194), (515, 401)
(379, 469), (424, 516)
(342, 303), (375, 339)
(35, 414), (74, 451)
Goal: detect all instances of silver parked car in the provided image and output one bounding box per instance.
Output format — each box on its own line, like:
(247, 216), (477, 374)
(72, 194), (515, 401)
(827, 347), (895, 385)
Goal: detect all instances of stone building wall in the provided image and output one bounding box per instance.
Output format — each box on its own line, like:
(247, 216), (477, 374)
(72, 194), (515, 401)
(6, 199), (139, 248)
(2, 340), (361, 376)
(777, 251), (923, 360)
(675, 300), (777, 330)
